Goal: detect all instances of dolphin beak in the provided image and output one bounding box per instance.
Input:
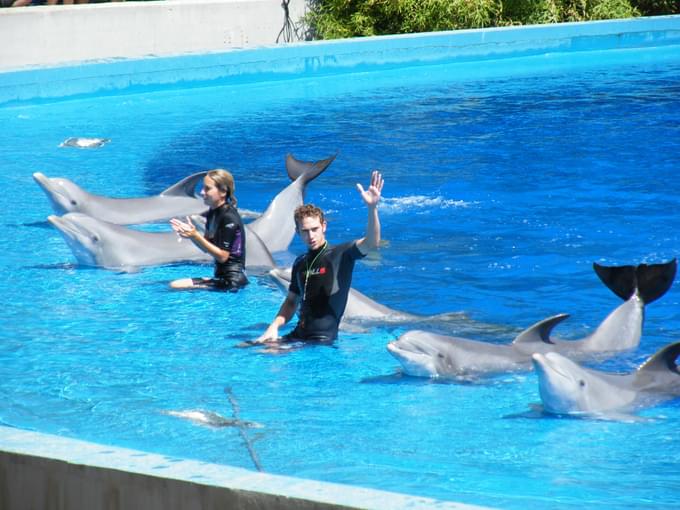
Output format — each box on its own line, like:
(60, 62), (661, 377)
(47, 214), (63, 228)
(532, 352), (572, 381)
(34, 173), (72, 214)
(33, 172), (52, 191)
(47, 214), (81, 240)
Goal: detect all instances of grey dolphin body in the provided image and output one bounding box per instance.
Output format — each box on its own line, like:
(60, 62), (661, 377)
(268, 267), (416, 325)
(163, 410), (262, 429)
(46, 154), (336, 271)
(268, 267), (514, 333)
(387, 261), (677, 380)
(532, 342), (680, 417)
(247, 154), (335, 253)
(34, 171), (208, 224)
(48, 213), (276, 272)
(34, 153), (334, 228)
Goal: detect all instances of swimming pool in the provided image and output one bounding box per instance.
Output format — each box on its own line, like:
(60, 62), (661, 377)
(2, 19), (680, 509)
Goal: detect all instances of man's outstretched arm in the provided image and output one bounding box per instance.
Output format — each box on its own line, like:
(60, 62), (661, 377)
(356, 170), (384, 255)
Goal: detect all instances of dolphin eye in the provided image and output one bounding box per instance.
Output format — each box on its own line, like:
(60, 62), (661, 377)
(437, 353), (444, 359)
(91, 235), (99, 243)
(579, 380), (586, 387)
(70, 200), (77, 206)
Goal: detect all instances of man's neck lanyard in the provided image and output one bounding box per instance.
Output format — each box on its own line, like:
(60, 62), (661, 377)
(303, 241), (328, 301)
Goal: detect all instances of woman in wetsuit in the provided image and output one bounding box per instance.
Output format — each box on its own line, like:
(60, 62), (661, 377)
(169, 169), (248, 292)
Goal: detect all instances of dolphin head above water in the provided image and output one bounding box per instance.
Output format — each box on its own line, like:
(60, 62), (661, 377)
(531, 352), (637, 415)
(34, 172), (91, 215)
(46, 212), (204, 270)
(531, 343), (680, 416)
(387, 330), (527, 379)
(386, 331), (447, 377)
(47, 213), (137, 268)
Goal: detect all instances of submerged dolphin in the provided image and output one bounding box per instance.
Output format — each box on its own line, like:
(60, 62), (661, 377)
(268, 267), (416, 326)
(163, 410), (263, 429)
(34, 153), (334, 228)
(387, 260), (677, 380)
(48, 213), (275, 272)
(532, 342), (680, 417)
(267, 267), (497, 334)
(59, 137), (110, 149)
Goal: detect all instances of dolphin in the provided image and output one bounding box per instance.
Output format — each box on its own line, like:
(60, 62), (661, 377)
(246, 153), (335, 253)
(163, 410), (263, 429)
(34, 171), (208, 225)
(266, 266), (507, 339)
(33, 153), (334, 228)
(387, 260), (677, 380)
(59, 137), (110, 149)
(531, 342), (680, 417)
(47, 212), (275, 272)
(268, 267), (415, 323)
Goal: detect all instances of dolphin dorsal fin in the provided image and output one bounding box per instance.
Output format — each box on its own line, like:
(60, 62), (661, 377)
(160, 171), (208, 198)
(593, 259), (677, 304)
(285, 153), (337, 184)
(637, 342), (680, 374)
(512, 313), (570, 345)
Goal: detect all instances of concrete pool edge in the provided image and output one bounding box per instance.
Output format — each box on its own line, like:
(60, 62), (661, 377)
(0, 425), (489, 510)
(0, 15), (679, 106)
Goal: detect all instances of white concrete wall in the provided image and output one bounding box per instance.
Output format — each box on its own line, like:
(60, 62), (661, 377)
(0, 0), (307, 71)
(0, 426), (483, 510)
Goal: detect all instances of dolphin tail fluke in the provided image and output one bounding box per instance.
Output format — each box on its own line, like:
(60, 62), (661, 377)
(512, 313), (570, 346)
(635, 259), (677, 304)
(160, 171), (209, 198)
(285, 153), (337, 183)
(593, 259), (676, 304)
(637, 341), (680, 374)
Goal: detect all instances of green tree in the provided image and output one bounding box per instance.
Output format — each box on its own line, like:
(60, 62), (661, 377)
(304, 0), (678, 40)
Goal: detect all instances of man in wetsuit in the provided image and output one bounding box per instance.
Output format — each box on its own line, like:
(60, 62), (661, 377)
(255, 170), (384, 346)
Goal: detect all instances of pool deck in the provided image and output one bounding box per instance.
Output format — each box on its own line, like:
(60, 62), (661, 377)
(1, 5), (680, 510)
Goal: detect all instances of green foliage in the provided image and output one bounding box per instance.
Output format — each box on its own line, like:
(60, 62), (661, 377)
(631, 0), (680, 15)
(304, 0), (679, 40)
(305, 0), (503, 39)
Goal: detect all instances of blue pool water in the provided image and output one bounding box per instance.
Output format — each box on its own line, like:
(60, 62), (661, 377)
(2, 42), (680, 508)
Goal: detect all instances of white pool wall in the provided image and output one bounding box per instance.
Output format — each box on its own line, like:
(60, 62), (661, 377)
(0, 426), (486, 510)
(0, 0), (307, 71)
(0, 11), (679, 106)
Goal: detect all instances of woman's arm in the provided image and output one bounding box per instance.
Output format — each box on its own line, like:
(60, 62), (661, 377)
(170, 216), (231, 262)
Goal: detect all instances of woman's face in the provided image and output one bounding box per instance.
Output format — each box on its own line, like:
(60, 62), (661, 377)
(200, 176), (227, 209)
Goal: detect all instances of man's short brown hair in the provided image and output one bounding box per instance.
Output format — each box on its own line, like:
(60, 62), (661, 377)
(294, 204), (325, 229)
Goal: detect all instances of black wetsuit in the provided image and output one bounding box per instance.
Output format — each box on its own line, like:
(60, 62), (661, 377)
(197, 203), (248, 291)
(286, 241), (365, 342)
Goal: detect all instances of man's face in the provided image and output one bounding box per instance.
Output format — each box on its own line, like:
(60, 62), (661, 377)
(296, 215), (327, 251)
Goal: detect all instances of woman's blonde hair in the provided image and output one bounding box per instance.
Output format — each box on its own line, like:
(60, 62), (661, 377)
(207, 169), (238, 208)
